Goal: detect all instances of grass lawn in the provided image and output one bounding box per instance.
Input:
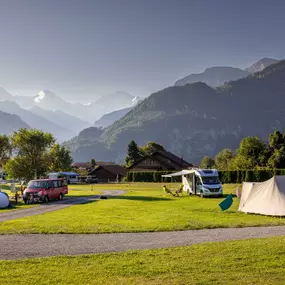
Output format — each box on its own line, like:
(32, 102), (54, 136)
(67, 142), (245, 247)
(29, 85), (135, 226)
(1, 183), (285, 234)
(1, 237), (285, 284)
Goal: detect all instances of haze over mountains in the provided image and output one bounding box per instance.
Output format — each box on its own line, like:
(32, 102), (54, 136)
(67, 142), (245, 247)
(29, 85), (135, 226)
(0, 88), (140, 141)
(0, 57), (281, 154)
(175, 58), (278, 87)
(65, 58), (285, 163)
(0, 110), (29, 134)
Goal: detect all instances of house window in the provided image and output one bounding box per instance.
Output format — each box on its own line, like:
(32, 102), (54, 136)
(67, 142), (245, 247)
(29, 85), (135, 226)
(143, 159), (155, 165)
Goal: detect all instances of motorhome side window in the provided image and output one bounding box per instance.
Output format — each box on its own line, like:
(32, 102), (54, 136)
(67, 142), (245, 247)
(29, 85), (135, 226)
(53, 180), (58, 188)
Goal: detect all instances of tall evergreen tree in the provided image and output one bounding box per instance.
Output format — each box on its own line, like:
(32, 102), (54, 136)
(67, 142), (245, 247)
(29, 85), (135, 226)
(125, 140), (142, 166)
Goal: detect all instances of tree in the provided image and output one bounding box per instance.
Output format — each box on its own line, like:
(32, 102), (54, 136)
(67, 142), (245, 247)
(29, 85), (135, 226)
(269, 130), (285, 150)
(232, 136), (268, 169)
(125, 140), (142, 166)
(90, 158), (96, 168)
(6, 129), (55, 180)
(141, 142), (165, 155)
(215, 149), (235, 170)
(200, 156), (215, 169)
(0, 135), (12, 165)
(49, 144), (73, 172)
(267, 147), (285, 169)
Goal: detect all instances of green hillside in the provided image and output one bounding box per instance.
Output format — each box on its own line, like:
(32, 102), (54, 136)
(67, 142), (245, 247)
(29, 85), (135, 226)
(65, 60), (285, 163)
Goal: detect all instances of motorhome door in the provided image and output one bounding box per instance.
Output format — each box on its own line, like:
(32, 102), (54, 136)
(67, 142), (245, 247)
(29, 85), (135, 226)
(195, 176), (202, 194)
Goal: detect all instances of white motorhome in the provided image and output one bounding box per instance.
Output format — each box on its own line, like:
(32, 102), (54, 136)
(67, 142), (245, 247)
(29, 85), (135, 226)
(48, 172), (80, 184)
(162, 169), (223, 198)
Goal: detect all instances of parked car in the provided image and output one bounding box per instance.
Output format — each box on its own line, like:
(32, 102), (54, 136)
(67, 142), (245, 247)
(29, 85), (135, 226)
(22, 178), (68, 204)
(85, 176), (98, 184)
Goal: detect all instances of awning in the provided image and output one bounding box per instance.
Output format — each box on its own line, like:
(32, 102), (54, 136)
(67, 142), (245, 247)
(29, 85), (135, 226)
(161, 169), (193, 177)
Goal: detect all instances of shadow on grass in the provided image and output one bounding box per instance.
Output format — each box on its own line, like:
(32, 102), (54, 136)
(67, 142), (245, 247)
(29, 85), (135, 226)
(108, 195), (172, 202)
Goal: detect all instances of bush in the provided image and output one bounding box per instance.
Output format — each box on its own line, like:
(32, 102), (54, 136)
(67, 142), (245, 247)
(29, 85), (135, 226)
(219, 169), (285, 183)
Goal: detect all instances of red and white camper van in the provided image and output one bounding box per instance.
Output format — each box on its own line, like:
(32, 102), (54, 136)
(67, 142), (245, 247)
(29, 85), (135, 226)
(23, 178), (68, 203)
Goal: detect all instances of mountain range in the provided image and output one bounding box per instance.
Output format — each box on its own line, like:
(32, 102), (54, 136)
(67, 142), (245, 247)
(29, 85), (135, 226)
(0, 110), (30, 135)
(65, 59), (285, 164)
(0, 101), (75, 142)
(0, 89), (140, 123)
(0, 88), (140, 141)
(94, 107), (133, 128)
(174, 57), (278, 87)
(29, 106), (90, 134)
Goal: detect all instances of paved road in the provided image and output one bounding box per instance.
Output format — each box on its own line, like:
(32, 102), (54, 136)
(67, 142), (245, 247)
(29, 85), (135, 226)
(1, 225), (285, 260)
(0, 190), (125, 222)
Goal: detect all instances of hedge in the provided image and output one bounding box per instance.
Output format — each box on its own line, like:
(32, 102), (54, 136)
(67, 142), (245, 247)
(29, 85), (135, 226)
(125, 169), (285, 183)
(124, 171), (181, 183)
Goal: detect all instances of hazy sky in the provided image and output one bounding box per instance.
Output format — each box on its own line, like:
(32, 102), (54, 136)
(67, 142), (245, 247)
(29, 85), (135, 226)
(0, 0), (285, 102)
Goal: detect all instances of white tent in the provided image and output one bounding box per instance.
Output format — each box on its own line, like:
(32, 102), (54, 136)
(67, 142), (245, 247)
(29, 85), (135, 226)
(239, 176), (285, 216)
(0, 192), (9, 209)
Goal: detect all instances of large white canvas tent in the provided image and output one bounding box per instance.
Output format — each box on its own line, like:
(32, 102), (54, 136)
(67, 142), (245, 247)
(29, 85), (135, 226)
(239, 176), (285, 216)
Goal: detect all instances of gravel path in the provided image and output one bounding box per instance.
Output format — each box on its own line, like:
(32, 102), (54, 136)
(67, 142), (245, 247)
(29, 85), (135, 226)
(0, 190), (125, 222)
(1, 225), (285, 260)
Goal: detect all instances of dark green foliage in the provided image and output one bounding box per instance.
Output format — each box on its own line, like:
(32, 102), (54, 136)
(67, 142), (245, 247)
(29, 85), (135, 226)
(215, 149), (235, 170)
(200, 156), (215, 169)
(90, 159), (96, 168)
(218, 169), (285, 184)
(125, 140), (143, 166)
(140, 142), (165, 155)
(49, 144), (73, 172)
(0, 135), (12, 164)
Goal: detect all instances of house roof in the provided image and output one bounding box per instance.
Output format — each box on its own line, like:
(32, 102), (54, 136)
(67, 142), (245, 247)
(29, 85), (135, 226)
(89, 165), (126, 176)
(96, 161), (115, 166)
(128, 150), (192, 170)
(154, 150), (192, 167)
(71, 162), (91, 168)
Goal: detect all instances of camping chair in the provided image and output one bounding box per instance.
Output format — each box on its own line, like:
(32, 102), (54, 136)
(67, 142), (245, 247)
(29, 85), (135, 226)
(163, 185), (176, 197)
(175, 185), (183, 196)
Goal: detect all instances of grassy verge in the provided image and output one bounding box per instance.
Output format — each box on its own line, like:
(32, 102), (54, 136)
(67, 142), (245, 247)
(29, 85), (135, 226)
(1, 237), (285, 284)
(1, 183), (285, 234)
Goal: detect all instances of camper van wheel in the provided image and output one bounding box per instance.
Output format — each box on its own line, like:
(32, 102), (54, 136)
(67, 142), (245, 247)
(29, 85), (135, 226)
(200, 191), (204, 198)
(43, 195), (49, 203)
(59, 193), (64, 200)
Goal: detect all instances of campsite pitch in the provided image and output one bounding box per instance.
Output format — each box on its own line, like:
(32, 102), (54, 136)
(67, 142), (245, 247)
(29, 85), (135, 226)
(1, 236), (285, 285)
(1, 183), (285, 234)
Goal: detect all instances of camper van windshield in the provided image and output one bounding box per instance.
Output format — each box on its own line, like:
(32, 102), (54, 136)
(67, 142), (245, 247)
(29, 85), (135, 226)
(201, 176), (220, 184)
(28, 181), (48, 188)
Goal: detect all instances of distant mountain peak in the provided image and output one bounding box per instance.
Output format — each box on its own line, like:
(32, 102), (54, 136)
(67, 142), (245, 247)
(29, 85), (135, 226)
(34, 89), (59, 103)
(245, 58), (278, 73)
(175, 66), (249, 88)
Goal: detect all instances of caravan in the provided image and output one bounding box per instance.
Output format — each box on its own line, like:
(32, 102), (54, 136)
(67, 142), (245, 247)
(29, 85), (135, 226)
(162, 169), (223, 198)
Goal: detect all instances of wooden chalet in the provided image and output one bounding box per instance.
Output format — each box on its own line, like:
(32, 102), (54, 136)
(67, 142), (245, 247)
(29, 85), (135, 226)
(88, 164), (127, 182)
(128, 150), (192, 171)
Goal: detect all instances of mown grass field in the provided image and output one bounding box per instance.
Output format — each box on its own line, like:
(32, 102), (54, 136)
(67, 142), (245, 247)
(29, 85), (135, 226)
(1, 237), (285, 285)
(1, 183), (285, 234)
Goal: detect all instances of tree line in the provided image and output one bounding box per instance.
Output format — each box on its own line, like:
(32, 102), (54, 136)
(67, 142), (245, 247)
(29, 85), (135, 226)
(200, 130), (285, 170)
(0, 128), (73, 181)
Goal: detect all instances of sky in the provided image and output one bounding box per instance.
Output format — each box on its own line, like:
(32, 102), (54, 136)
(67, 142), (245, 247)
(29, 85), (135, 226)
(0, 0), (285, 102)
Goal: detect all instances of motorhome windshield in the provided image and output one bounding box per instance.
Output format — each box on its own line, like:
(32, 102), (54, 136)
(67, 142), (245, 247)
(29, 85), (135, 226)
(201, 176), (220, 184)
(28, 181), (48, 188)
